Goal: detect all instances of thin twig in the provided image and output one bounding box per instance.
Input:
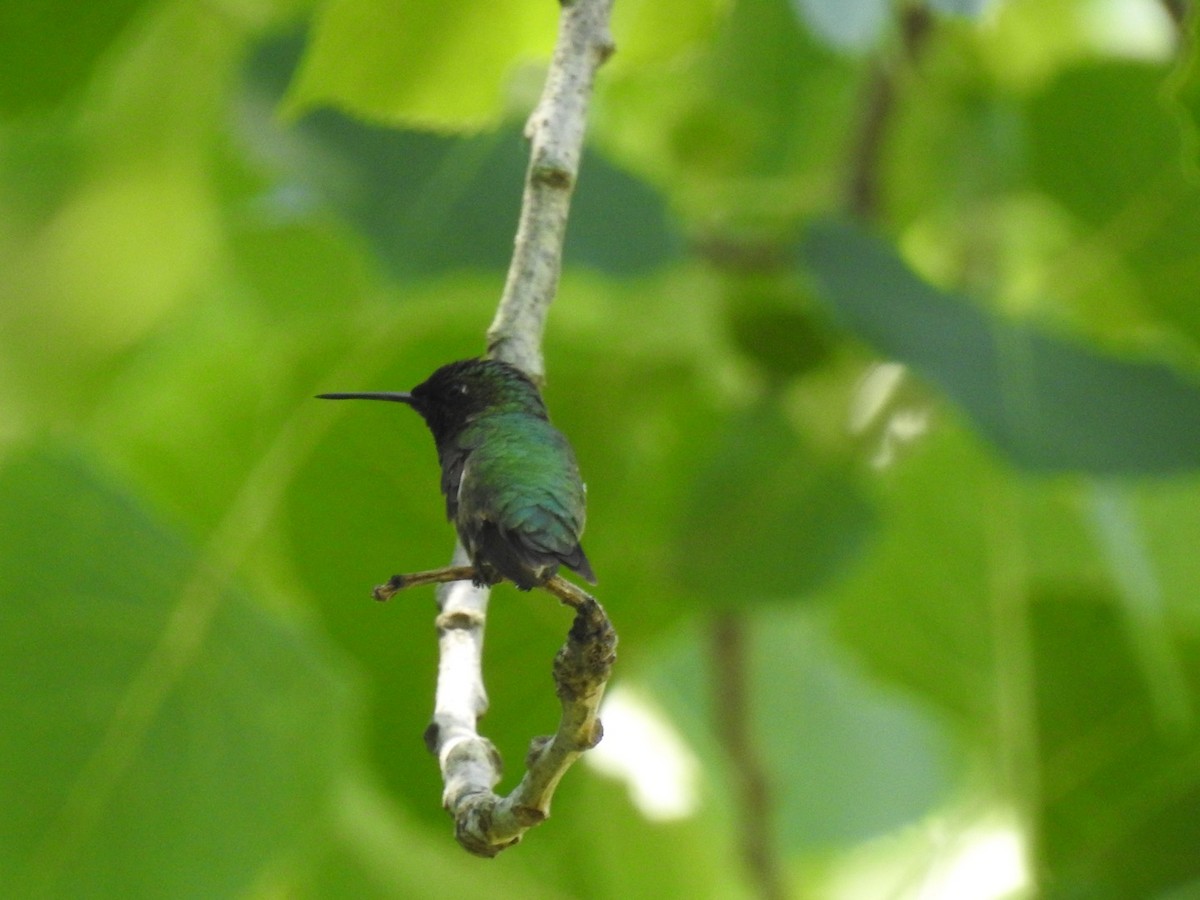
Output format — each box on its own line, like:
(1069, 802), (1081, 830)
(711, 612), (788, 900)
(375, 567), (593, 612)
(418, 0), (617, 857)
(845, 58), (895, 222)
(844, 6), (932, 221)
(372, 565), (478, 600)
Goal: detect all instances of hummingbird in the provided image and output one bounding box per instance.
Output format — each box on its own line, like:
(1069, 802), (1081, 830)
(318, 358), (596, 591)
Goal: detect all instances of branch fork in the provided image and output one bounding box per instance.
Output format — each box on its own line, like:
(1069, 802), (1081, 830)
(379, 563), (616, 857)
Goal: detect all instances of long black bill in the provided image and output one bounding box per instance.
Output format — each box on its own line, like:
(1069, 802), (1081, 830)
(316, 392), (414, 403)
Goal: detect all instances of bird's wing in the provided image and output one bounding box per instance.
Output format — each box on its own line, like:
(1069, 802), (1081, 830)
(457, 419), (589, 570)
(503, 496), (596, 583)
(436, 426), (487, 521)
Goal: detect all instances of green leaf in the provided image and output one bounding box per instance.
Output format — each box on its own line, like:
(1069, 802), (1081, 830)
(1028, 62), (1181, 226)
(0, 0), (152, 116)
(241, 52), (683, 279)
(754, 612), (957, 848)
(803, 218), (1200, 473)
(311, 775), (579, 899)
(646, 612), (957, 851)
(537, 767), (754, 899)
(1027, 60), (1200, 348)
(722, 275), (836, 380)
(825, 406), (1200, 892)
(1031, 595), (1200, 896)
(674, 402), (875, 606)
(285, 0), (554, 129)
(594, 0), (857, 223)
(828, 426), (998, 724)
(608, 0), (729, 67)
(0, 446), (354, 897)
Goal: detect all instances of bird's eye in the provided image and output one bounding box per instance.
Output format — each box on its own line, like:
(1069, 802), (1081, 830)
(456, 384), (469, 396)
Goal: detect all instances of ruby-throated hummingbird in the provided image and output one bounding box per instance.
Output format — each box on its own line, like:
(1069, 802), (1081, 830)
(318, 358), (596, 590)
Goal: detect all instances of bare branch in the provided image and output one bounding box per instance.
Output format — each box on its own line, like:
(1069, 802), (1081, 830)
(427, 544), (495, 834)
(382, 560), (616, 856)
(844, 6), (932, 221)
(412, 0), (617, 856)
(711, 612), (789, 900)
(449, 593), (616, 857)
(486, 0), (616, 381)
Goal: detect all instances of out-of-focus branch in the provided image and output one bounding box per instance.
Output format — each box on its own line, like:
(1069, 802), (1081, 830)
(711, 612), (788, 900)
(845, 6), (932, 221)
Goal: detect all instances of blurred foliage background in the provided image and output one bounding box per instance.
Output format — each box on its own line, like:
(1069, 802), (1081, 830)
(3, 0), (1200, 897)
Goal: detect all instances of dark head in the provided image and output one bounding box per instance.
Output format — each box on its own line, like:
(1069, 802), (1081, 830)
(317, 358), (548, 445)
